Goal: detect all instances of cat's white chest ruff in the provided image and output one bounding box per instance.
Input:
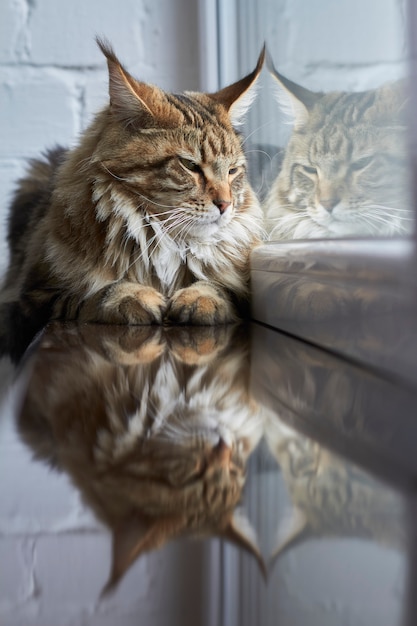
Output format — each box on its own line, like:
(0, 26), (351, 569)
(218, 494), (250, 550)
(152, 244), (185, 289)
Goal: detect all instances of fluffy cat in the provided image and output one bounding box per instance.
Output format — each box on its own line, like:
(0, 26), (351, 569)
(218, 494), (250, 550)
(17, 323), (265, 591)
(1, 39), (264, 340)
(264, 55), (411, 239)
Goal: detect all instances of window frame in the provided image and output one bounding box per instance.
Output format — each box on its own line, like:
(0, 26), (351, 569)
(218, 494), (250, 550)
(199, 0), (417, 388)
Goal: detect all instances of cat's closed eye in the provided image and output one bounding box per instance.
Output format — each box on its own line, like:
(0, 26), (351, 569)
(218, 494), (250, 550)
(350, 155), (374, 171)
(178, 156), (202, 173)
(300, 164), (318, 176)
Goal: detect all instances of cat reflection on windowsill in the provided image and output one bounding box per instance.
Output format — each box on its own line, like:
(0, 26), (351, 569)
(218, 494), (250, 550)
(16, 323), (265, 593)
(263, 53), (412, 240)
(14, 320), (407, 591)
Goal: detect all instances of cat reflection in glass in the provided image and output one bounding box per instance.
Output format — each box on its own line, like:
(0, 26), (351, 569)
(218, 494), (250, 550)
(1, 39), (264, 333)
(264, 53), (411, 239)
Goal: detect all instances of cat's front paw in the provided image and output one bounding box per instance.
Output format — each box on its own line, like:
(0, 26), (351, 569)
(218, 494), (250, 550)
(166, 283), (236, 325)
(103, 283), (167, 325)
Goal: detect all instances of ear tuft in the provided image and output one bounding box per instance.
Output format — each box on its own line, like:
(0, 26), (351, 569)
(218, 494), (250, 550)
(224, 507), (266, 578)
(210, 45), (266, 126)
(266, 50), (320, 129)
(96, 36), (155, 128)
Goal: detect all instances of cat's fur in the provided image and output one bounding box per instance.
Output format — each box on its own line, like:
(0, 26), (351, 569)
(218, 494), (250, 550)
(264, 55), (411, 239)
(1, 40), (264, 339)
(17, 323), (265, 591)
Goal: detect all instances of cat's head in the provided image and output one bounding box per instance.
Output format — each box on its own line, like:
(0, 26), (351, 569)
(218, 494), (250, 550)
(86, 39), (264, 243)
(265, 54), (410, 238)
(17, 324), (265, 591)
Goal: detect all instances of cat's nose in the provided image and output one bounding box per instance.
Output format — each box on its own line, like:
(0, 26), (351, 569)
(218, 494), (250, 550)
(320, 196), (340, 213)
(212, 437), (232, 464)
(213, 199), (231, 214)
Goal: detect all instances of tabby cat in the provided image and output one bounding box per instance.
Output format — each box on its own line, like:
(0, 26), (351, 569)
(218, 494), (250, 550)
(1, 39), (264, 338)
(17, 323), (265, 591)
(264, 55), (410, 239)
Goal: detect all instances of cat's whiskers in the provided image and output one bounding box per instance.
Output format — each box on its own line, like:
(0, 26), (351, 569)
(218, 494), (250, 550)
(267, 209), (311, 239)
(364, 211), (413, 229)
(125, 212), (197, 272)
(266, 211), (309, 222)
(126, 233), (162, 271)
(357, 210), (409, 233)
(362, 203), (412, 215)
(244, 148), (274, 199)
(245, 148), (273, 163)
(241, 121), (274, 147)
(237, 212), (269, 240)
(132, 192), (183, 211)
(360, 204), (413, 223)
(167, 216), (197, 245)
(123, 216), (176, 270)
(154, 210), (196, 240)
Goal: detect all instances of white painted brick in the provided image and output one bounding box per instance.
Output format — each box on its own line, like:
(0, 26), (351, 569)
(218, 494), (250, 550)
(29, 0), (158, 68)
(0, 68), (77, 160)
(0, 0), (21, 63)
(0, 397), (99, 534)
(135, 0), (200, 91)
(0, 453), (98, 535)
(0, 538), (33, 610)
(31, 538), (206, 624)
(28, 0), (199, 89)
(34, 534), (111, 606)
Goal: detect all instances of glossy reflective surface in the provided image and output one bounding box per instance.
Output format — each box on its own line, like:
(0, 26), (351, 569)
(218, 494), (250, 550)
(0, 322), (416, 626)
(251, 238), (417, 387)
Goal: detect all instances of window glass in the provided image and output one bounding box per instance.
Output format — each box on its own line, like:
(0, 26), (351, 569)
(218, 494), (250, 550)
(233, 0), (411, 240)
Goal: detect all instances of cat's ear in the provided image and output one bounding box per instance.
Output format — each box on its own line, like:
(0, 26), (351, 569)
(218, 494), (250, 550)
(97, 37), (158, 128)
(101, 514), (181, 595)
(223, 508), (266, 577)
(269, 506), (309, 569)
(210, 46), (266, 126)
(266, 50), (320, 129)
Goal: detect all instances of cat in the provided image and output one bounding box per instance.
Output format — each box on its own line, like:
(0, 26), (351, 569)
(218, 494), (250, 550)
(1, 39), (264, 344)
(17, 322), (265, 591)
(264, 54), (411, 239)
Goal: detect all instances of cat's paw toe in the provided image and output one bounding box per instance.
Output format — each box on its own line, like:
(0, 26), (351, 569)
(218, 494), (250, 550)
(123, 290), (167, 324)
(166, 285), (235, 325)
(105, 284), (167, 324)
